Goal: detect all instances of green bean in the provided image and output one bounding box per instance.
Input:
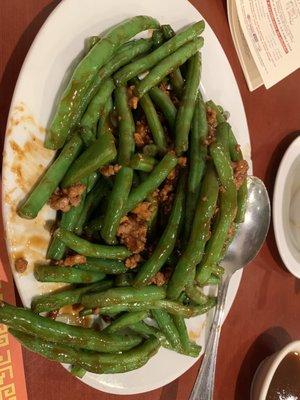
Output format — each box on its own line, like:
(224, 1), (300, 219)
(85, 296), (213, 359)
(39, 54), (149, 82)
(161, 25), (185, 96)
(206, 100), (226, 124)
(46, 16), (159, 149)
(61, 131), (117, 188)
(47, 190), (87, 260)
(75, 258), (126, 275)
(98, 38), (153, 81)
(167, 164), (219, 299)
(123, 152), (178, 214)
(114, 21), (204, 86)
(86, 172), (99, 192)
(130, 153), (157, 172)
(196, 143), (237, 285)
(81, 286), (166, 308)
(115, 273), (134, 287)
(170, 292), (195, 353)
(54, 228), (131, 260)
(0, 301), (142, 353)
(130, 321), (165, 340)
(71, 365), (86, 378)
(130, 321), (200, 357)
(97, 298), (216, 318)
(184, 94), (208, 241)
(101, 167), (133, 244)
(175, 53), (201, 155)
(142, 144), (159, 157)
(199, 275), (221, 286)
(134, 173), (184, 287)
(152, 29), (164, 49)
(18, 132), (83, 219)
(149, 87), (177, 130)
(31, 280), (113, 314)
(132, 171), (141, 188)
(80, 78), (115, 137)
(115, 86), (135, 165)
(185, 283), (211, 305)
(79, 126), (95, 147)
(151, 309), (181, 351)
(97, 96), (113, 138)
(71, 39), (152, 144)
(227, 124), (248, 223)
(85, 36), (99, 53)
(47, 171), (100, 260)
(74, 178), (110, 235)
(34, 264), (106, 284)
(135, 38), (203, 99)
(84, 216), (103, 237)
(104, 311), (149, 334)
(138, 87), (167, 153)
(172, 315), (191, 353)
(10, 329), (159, 373)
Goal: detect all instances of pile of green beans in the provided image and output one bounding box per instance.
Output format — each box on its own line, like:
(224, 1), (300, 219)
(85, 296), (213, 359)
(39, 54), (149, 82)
(10, 16), (249, 378)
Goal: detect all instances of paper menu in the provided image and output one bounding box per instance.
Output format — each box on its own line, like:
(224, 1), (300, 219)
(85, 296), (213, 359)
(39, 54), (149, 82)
(228, 0), (300, 90)
(227, 0), (264, 90)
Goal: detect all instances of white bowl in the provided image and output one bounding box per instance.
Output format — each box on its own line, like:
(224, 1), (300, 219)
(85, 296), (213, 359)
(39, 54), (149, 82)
(273, 135), (300, 278)
(251, 340), (300, 400)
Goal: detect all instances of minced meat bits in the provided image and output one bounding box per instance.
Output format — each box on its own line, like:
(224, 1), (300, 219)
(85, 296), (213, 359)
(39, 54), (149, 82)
(134, 119), (153, 148)
(56, 254), (86, 267)
(232, 160), (249, 189)
(117, 215), (147, 254)
(15, 257), (28, 273)
(125, 254), (142, 269)
(100, 164), (121, 177)
(127, 86), (139, 109)
(49, 183), (86, 212)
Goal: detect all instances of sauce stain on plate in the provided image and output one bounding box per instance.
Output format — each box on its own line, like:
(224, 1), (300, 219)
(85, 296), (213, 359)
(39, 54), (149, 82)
(3, 103), (56, 293)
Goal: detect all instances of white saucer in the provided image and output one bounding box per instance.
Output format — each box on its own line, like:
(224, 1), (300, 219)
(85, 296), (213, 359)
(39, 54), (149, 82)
(273, 135), (300, 278)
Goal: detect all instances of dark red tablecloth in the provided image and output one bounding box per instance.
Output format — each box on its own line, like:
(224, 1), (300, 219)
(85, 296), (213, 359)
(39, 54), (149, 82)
(1, 1), (300, 399)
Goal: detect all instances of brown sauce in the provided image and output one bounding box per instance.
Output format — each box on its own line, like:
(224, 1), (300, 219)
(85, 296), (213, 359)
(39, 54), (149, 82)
(267, 352), (300, 400)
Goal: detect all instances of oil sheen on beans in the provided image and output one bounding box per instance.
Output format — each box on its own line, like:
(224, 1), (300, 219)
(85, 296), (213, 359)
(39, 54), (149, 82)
(266, 352), (300, 400)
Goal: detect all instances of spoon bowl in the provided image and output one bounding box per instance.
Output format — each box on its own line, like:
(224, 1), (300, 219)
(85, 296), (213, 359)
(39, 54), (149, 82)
(221, 176), (271, 272)
(190, 176), (271, 400)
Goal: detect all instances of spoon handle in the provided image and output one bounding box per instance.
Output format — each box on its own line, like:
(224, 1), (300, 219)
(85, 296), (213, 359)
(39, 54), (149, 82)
(189, 274), (232, 400)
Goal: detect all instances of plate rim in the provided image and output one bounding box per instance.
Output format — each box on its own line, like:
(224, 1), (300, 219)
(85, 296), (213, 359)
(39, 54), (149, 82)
(1, 0), (251, 394)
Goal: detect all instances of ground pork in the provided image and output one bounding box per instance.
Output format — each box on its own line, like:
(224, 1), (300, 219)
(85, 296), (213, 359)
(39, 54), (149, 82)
(117, 215), (147, 254)
(150, 271), (167, 286)
(158, 167), (179, 214)
(134, 118), (153, 148)
(127, 85), (139, 109)
(131, 202), (153, 222)
(178, 157), (187, 167)
(232, 160), (249, 189)
(15, 257), (28, 273)
(100, 164), (121, 177)
(47, 310), (58, 320)
(125, 254), (142, 269)
(57, 254), (86, 267)
(204, 106), (218, 145)
(49, 183), (86, 212)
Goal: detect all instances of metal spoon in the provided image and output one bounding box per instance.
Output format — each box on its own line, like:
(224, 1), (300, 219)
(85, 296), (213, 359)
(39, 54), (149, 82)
(189, 176), (271, 400)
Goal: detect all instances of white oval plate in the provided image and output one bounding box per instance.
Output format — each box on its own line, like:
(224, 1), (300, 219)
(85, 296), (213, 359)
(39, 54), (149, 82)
(2, 0), (252, 394)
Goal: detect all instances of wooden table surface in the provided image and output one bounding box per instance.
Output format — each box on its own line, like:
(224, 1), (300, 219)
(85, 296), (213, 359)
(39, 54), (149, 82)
(1, 0), (300, 399)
